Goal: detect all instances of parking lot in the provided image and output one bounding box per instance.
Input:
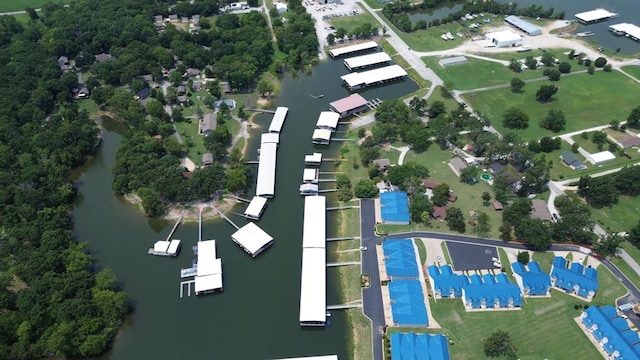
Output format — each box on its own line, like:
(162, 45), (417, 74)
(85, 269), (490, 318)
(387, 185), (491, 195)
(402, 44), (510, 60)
(446, 241), (499, 271)
(302, 0), (367, 55)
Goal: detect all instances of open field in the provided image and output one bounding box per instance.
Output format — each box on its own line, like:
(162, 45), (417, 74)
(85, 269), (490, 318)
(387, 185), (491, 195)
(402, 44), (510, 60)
(426, 85), (460, 112)
(174, 119), (207, 164)
(423, 56), (547, 91)
(464, 71), (640, 141)
(411, 263), (625, 360)
(0, 0), (67, 12)
(329, 12), (380, 34)
(11, 13), (32, 23)
(570, 133), (607, 154)
(591, 195), (640, 233)
(78, 99), (99, 114)
(472, 48), (573, 62)
(378, 19), (474, 52)
(622, 65), (640, 81)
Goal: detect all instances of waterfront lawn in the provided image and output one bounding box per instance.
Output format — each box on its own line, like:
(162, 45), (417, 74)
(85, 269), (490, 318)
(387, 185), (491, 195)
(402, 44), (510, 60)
(591, 195), (640, 233)
(0, 0), (68, 12)
(403, 145), (503, 239)
(174, 119), (207, 164)
(329, 13), (380, 34)
(622, 65), (640, 81)
(421, 264), (624, 360)
(78, 99), (99, 115)
(463, 71), (640, 141)
(422, 57), (545, 91)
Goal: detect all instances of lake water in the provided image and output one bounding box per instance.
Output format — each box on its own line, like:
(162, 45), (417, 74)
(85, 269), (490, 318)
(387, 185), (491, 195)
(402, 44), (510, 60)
(72, 58), (417, 359)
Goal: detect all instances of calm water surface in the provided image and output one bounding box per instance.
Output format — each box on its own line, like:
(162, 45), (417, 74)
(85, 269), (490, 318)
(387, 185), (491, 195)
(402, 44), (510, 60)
(72, 59), (417, 359)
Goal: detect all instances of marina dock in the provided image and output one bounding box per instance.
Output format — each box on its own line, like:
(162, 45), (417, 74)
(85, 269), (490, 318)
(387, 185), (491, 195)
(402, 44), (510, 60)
(148, 210), (186, 256)
(327, 261), (360, 267)
(575, 8), (618, 24)
(609, 23), (640, 41)
(326, 302), (362, 310)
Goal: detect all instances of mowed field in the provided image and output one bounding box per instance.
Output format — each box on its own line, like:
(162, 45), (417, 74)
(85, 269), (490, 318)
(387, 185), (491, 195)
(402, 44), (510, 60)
(0, 0), (66, 13)
(463, 71), (640, 141)
(414, 260), (626, 360)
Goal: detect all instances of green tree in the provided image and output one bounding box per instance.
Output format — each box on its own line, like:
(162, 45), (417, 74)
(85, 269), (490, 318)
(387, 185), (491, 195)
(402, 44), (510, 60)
(409, 193), (433, 222)
(428, 101), (446, 118)
(509, 59), (522, 73)
(476, 212), (490, 237)
(431, 183), (450, 206)
(482, 191), (491, 206)
(603, 63), (612, 72)
(627, 106), (640, 128)
(558, 62), (571, 73)
(539, 109), (566, 132)
(541, 52), (555, 66)
(547, 69), (561, 81)
(594, 233), (623, 257)
(628, 220), (640, 246)
(459, 166), (478, 184)
(137, 187), (164, 217)
(525, 56), (538, 71)
(587, 64), (595, 74)
(354, 179), (377, 198)
(337, 187), (354, 202)
(484, 330), (517, 359)
(594, 57), (607, 67)
(256, 78), (274, 97)
(515, 218), (552, 250)
(327, 33), (335, 45)
(592, 131), (607, 150)
(336, 174), (352, 189)
(510, 77), (525, 92)
(502, 198), (532, 228)
(225, 168), (248, 193)
(536, 84), (558, 102)
(502, 107), (529, 129)
(499, 222), (513, 241)
(517, 251), (530, 265)
(446, 207), (465, 233)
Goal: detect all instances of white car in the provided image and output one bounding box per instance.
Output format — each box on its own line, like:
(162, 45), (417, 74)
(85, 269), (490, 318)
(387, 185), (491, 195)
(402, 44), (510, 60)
(493, 261), (502, 268)
(491, 257), (498, 262)
(437, 255), (443, 262)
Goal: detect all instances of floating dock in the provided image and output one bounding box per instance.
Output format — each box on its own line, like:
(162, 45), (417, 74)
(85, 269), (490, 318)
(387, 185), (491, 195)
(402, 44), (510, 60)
(148, 210), (185, 256)
(312, 128), (332, 145)
(315, 111), (340, 132)
(303, 168), (319, 184)
(268, 106), (289, 134)
(329, 93), (369, 118)
(340, 64), (407, 91)
(231, 222), (274, 257)
(244, 196), (268, 220)
(575, 9), (618, 24)
(300, 183), (319, 195)
(609, 23), (640, 41)
(299, 196), (327, 327)
(329, 40), (378, 58)
(305, 152), (323, 166)
(256, 141), (278, 198)
(344, 52), (392, 71)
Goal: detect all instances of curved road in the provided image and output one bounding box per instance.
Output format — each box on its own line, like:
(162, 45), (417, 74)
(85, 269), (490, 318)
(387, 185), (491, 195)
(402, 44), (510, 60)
(358, 199), (640, 360)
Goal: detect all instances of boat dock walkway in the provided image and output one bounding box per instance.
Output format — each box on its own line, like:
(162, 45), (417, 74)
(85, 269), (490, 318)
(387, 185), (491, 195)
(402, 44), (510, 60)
(246, 108), (276, 114)
(180, 280), (195, 298)
(318, 189), (337, 193)
(166, 210), (186, 241)
(244, 160), (259, 165)
(318, 179), (336, 182)
(327, 236), (359, 242)
(327, 205), (359, 211)
(331, 138), (356, 142)
(327, 302), (362, 310)
(327, 261), (361, 267)
(212, 207), (240, 230)
(228, 194), (251, 203)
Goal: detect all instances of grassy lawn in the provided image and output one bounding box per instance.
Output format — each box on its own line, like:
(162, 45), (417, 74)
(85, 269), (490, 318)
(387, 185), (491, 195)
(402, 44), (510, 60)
(379, 39), (431, 90)
(570, 133), (606, 155)
(423, 57), (550, 91)
(174, 119), (207, 164)
(12, 13), (32, 23)
(414, 238), (426, 265)
(622, 65), (640, 81)
(463, 71), (640, 141)
(329, 13), (380, 34)
(472, 48), (573, 62)
(426, 86), (460, 112)
(497, 248), (514, 282)
(532, 251), (554, 273)
(418, 263), (625, 360)
(610, 256), (640, 289)
(0, 0), (68, 12)
(78, 99), (99, 115)
(591, 195), (640, 233)
(379, 19), (477, 52)
(441, 242), (452, 264)
(361, 0), (386, 10)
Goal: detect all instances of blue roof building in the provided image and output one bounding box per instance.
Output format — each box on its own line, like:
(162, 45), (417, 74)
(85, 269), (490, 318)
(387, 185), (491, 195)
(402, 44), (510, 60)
(383, 239), (419, 278)
(388, 280), (429, 326)
(380, 191), (411, 225)
(581, 306), (640, 359)
(391, 333), (451, 360)
(511, 261), (552, 296)
(427, 265), (523, 310)
(551, 257), (598, 300)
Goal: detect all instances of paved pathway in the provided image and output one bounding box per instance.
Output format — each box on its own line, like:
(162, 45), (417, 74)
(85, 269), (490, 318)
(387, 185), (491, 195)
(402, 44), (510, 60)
(389, 145), (410, 165)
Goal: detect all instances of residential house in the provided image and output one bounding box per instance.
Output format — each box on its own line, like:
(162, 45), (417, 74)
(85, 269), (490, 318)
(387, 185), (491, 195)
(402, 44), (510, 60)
(214, 98), (236, 110)
(135, 87), (151, 101)
(489, 162), (504, 174)
(531, 199), (553, 222)
(57, 56), (73, 72)
(181, 16), (189, 23)
(168, 14), (179, 22)
(202, 153), (214, 166)
(560, 151), (586, 170)
(74, 87), (90, 99)
(176, 95), (188, 105)
(139, 74), (154, 83)
(176, 85), (187, 95)
(432, 206), (448, 220)
(200, 113), (217, 135)
(95, 53), (116, 63)
(185, 68), (200, 78)
(423, 179), (440, 189)
(618, 135), (640, 149)
(372, 158), (392, 172)
(153, 15), (163, 23)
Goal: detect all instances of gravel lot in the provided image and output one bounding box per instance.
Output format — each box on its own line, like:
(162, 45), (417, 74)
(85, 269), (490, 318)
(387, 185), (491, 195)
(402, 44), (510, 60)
(302, 0), (366, 58)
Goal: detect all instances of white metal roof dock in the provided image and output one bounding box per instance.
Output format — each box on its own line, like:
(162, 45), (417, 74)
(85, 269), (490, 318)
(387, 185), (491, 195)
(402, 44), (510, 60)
(344, 52), (392, 71)
(312, 128), (332, 145)
(304, 152), (322, 165)
(329, 93), (369, 118)
(340, 64), (407, 90)
(303, 168), (319, 184)
(299, 196), (327, 326)
(315, 111), (340, 131)
(268, 106), (289, 133)
(329, 41), (378, 58)
(300, 183), (319, 195)
(575, 9), (618, 23)
(256, 142), (278, 197)
(610, 23), (640, 41)
(194, 240), (223, 294)
(149, 239), (181, 256)
(244, 196), (268, 220)
(232, 222), (274, 257)
(261, 132), (280, 145)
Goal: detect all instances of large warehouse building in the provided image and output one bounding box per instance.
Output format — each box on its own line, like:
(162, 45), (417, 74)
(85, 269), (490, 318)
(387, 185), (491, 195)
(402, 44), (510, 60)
(486, 30), (523, 47)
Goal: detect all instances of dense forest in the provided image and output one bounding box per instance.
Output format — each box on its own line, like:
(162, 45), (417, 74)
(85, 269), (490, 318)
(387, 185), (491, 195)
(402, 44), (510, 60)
(0, 0), (319, 356)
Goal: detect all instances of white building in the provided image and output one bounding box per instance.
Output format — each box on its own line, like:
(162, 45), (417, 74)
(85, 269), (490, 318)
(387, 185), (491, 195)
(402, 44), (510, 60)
(303, 168), (319, 184)
(315, 111), (340, 131)
(305, 153), (322, 166)
(486, 30), (523, 47)
(340, 64), (407, 90)
(244, 196), (268, 220)
(299, 196), (327, 326)
(232, 222), (274, 257)
(585, 151), (616, 165)
(256, 142), (278, 197)
(194, 240), (223, 295)
(268, 106), (289, 133)
(312, 129), (332, 145)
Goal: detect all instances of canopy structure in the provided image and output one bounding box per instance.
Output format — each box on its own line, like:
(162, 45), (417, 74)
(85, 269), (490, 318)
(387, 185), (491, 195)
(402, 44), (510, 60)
(312, 129), (332, 144)
(302, 196), (326, 248)
(299, 247), (326, 326)
(261, 132), (280, 145)
(340, 65), (407, 90)
(256, 142), (278, 197)
(268, 107), (289, 133)
(343, 52), (392, 71)
(194, 240), (223, 294)
(610, 23), (640, 41)
(303, 168), (319, 184)
(504, 15), (542, 35)
(232, 222), (274, 257)
(315, 111), (340, 131)
(575, 9), (618, 23)
(304, 153), (322, 165)
(329, 40), (378, 58)
(244, 196), (268, 220)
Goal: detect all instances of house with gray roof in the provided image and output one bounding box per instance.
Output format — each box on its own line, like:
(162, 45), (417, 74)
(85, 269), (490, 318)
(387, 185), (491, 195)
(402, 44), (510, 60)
(560, 151), (586, 170)
(202, 153), (214, 166)
(95, 53), (116, 63)
(200, 113), (217, 135)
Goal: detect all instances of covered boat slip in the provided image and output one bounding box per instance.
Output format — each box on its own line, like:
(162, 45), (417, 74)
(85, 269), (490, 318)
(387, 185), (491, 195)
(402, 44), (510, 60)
(231, 222), (274, 257)
(299, 196), (327, 326)
(268, 106), (289, 133)
(261, 132), (280, 145)
(194, 240), (223, 294)
(244, 196), (268, 220)
(315, 111), (340, 131)
(343, 52), (392, 71)
(256, 142), (278, 198)
(329, 40), (378, 58)
(329, 93), (369, 118)
(299, 247), (327, 326)
(303, 168), (319, 184)
(340, 64), (407, 91)
(304, 152), (322, 166)
(610, 23), (640, 41)
(299, 183), (319, 196)
(148, 239), (181, 256)
(575, 8), (618, 24)
(312, 128), (332, 145)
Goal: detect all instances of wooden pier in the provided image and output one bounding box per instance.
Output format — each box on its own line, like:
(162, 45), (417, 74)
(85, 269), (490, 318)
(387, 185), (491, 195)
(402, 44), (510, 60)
(244, 160), (259, 165)
(327, 302), (362, 310)
(180, 280), (195, 298)
(246, 108), (276, 114)
(166, 210), (186, 241)
(212, 207), (240, 230)
(318, 189), (337, 193)
(327, 261), (361, 267)
(327, 236), (359, 241)
(227, 194), (251, 203)
(327, 206), (359, 211)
